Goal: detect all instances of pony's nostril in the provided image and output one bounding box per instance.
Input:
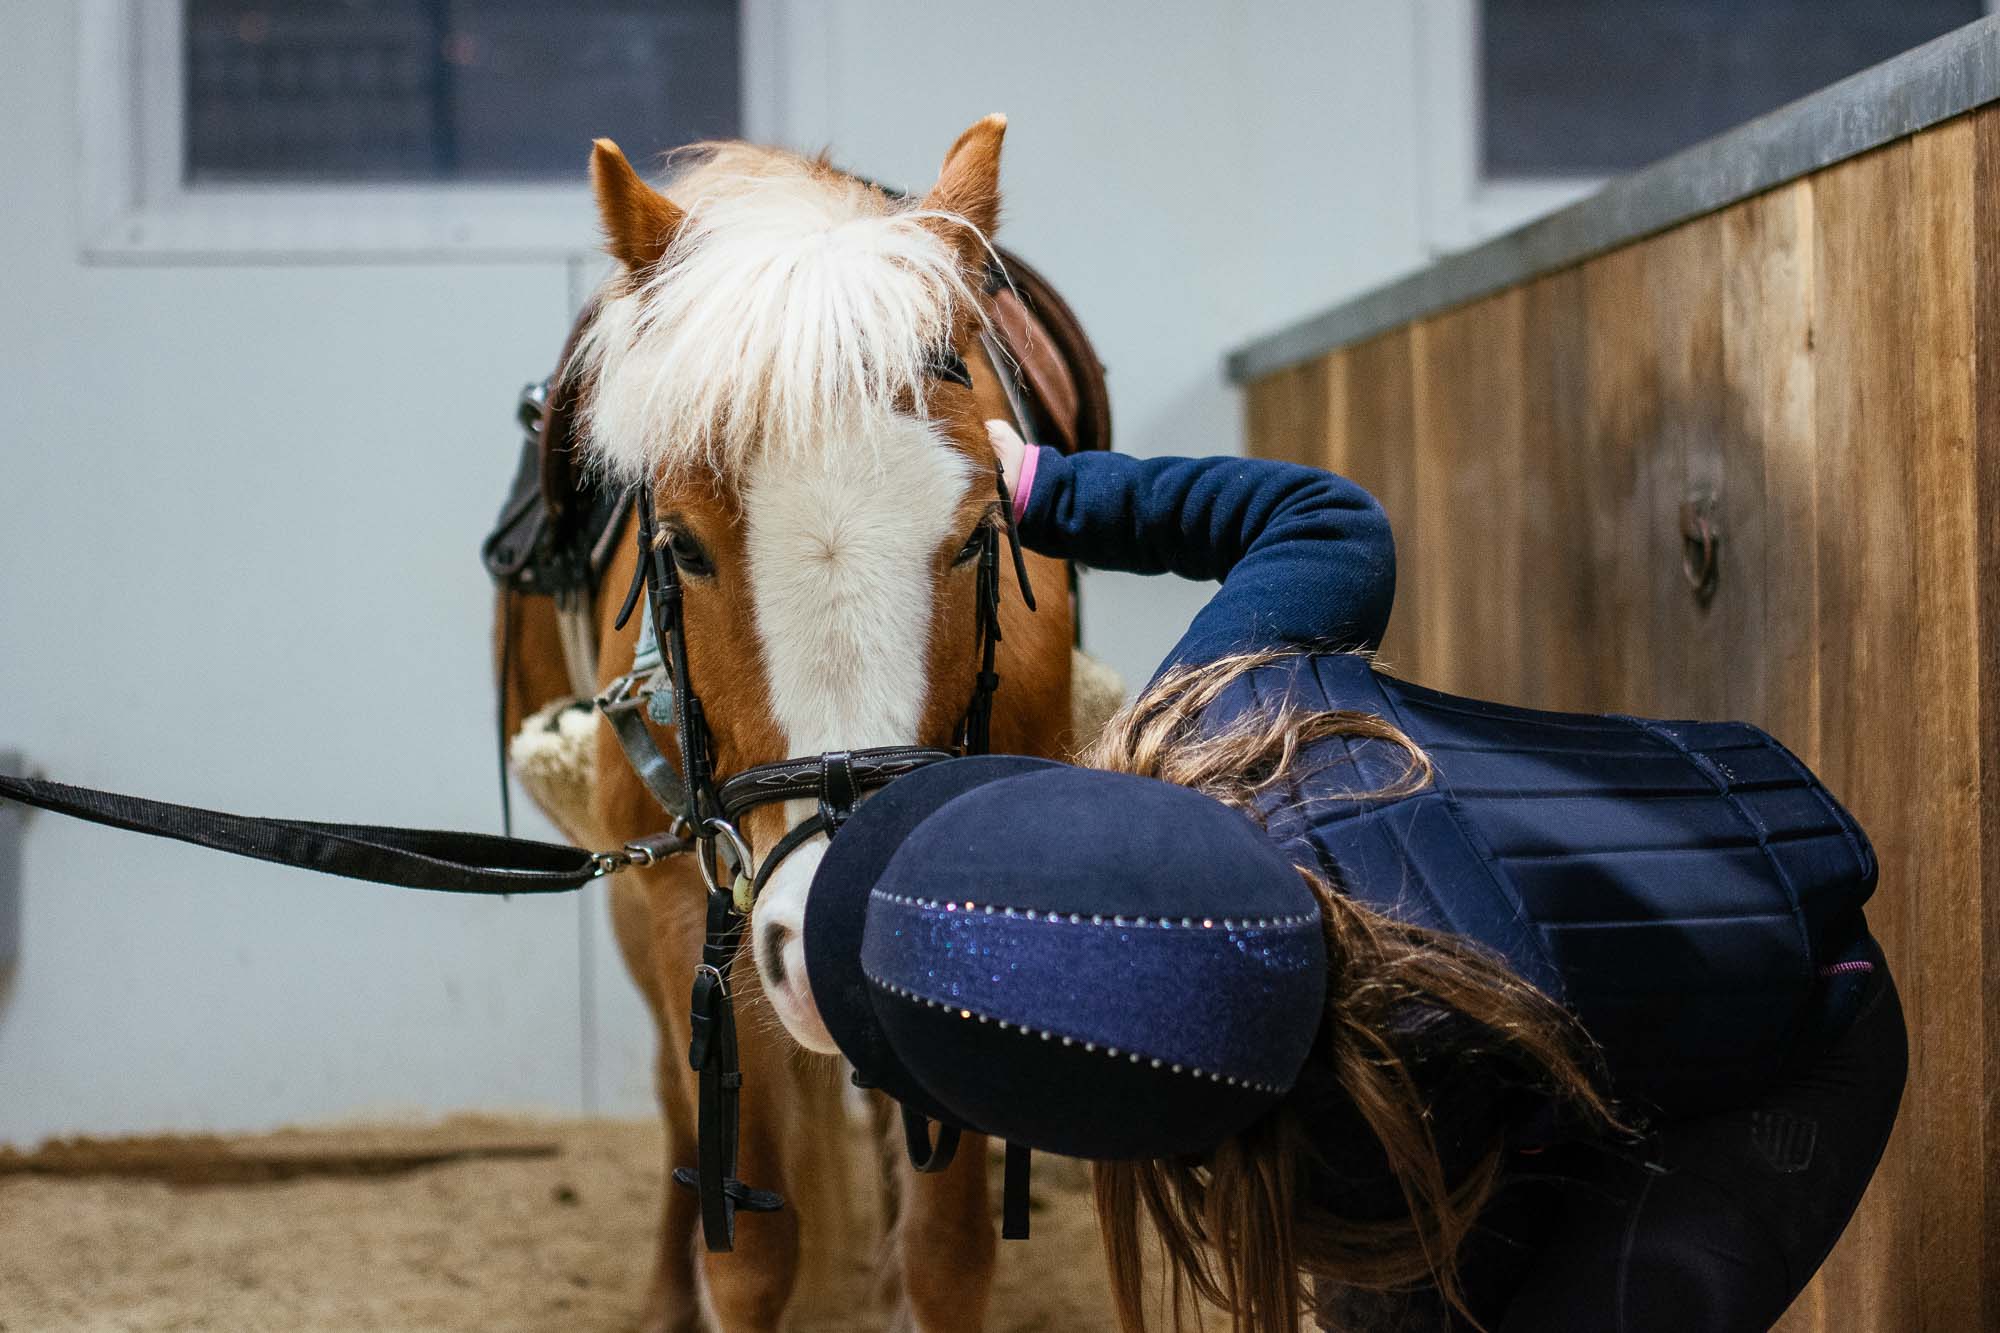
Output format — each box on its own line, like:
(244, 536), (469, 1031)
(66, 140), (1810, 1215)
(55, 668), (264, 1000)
(761, 921), (793, 989)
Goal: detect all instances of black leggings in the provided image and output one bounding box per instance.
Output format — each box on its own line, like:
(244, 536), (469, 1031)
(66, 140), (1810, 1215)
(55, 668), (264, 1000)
(1319, 950), (1908, 1332)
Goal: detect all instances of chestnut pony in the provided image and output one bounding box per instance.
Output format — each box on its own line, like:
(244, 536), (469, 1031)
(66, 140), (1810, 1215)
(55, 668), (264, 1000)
(498, 117), (1076, 1332)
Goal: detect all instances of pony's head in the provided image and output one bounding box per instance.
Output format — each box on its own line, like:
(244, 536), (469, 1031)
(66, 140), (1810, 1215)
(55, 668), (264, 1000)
(577, 118), (1012, 1052)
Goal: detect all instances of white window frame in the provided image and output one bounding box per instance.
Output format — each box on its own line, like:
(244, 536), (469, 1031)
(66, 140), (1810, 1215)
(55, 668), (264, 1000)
(77, 0), (786, 263)
(1412, 0), (2000, 255)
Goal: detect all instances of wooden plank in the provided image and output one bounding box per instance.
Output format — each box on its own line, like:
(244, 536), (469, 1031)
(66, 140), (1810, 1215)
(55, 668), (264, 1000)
(0, 1126), (560, 1185)
(1906, 110), (1987, 1333)
(1810, 137), (1921, 1332)
(1408, 292), (1528, 700)
(1517, 266), (1596, 711)
(1976, 102), (2000, 1333)
(1243, 354), (1333, 469)
(1722, 180), (1820, 758)
(1578, 244), (1656, 714)
(1640, 213), (1730, 721)
(1337, 331), (1422, 680)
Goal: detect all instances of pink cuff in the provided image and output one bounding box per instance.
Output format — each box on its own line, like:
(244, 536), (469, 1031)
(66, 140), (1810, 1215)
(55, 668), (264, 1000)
(1012, 444), (1042, 522)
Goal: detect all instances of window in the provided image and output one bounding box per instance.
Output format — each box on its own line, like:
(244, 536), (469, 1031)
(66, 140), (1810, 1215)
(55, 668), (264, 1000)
(1416, 0), (1991, 252)
(79, 0), (774, 261)
(183, 1), (739, 184)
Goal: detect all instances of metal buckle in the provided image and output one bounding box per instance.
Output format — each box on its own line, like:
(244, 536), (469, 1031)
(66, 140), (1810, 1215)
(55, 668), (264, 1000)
(596, 666), (673, 720)
(697, 818), (752, 893)
(595, 669), (646, 713)
(517, 380), (549, 435)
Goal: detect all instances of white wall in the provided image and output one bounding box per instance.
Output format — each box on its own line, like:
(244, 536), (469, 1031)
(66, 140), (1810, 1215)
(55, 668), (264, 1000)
(776, 3), (1428, 672)
(0, 2), (1430, 1143)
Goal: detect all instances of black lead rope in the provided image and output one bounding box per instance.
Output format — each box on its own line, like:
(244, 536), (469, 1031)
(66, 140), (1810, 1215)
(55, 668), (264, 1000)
(0, 773), (685, 895)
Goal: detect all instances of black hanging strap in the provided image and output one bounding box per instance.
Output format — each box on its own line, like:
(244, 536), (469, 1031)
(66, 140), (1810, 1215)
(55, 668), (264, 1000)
(960, 526), (1004, 756)
(1002, 1142), (1033, 1240)
(0, 773), (679, 895)
(671, 883), (784, 1249)
(901, 1105), (962, 1173)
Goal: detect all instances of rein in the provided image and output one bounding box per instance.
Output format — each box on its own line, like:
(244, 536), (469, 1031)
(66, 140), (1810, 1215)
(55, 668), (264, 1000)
(595, 401), (1037, 1250)
(0, 773), (690, 895)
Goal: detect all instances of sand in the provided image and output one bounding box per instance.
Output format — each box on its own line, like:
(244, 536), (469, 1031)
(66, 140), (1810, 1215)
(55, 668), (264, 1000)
(0, 1116), (1181, 1332)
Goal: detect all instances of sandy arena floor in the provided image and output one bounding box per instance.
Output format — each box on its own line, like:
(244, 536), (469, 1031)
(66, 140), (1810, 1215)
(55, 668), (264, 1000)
(0, 1115), (1207, 1332)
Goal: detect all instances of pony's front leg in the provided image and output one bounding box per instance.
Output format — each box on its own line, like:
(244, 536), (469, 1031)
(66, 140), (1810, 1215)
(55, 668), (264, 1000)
(643, 1042), (708, 1333)
(895, 1136), (996, 1332)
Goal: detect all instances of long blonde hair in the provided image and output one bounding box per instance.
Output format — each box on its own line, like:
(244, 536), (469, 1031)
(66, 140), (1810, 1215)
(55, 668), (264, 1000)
(1083, 651), (1622, 1333)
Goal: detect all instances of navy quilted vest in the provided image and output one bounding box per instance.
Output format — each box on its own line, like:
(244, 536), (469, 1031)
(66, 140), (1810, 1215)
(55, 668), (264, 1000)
(1228, 654), (1878, 1115)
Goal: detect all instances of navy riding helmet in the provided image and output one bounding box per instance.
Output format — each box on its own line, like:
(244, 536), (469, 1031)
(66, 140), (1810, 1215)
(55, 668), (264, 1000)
(802, 755), (1330, 1159)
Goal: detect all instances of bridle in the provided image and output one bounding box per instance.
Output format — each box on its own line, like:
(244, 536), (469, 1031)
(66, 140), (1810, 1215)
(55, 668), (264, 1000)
(593, 335), (1038, 1251)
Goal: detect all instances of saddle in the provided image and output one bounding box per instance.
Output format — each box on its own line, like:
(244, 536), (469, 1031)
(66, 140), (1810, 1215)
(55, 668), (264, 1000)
(482, 246), (1112, 631)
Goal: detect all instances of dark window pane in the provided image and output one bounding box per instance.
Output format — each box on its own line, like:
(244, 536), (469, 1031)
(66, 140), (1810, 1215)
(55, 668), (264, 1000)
(184, 1), (739, 184)
(1483, 1), (1982, 177)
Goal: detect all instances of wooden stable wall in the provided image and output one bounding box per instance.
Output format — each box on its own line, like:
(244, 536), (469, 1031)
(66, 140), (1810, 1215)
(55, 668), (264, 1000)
(1246, 108), (1999, 1331)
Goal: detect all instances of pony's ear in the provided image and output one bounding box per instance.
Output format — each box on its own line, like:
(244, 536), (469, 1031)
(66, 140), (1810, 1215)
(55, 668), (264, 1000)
(591, 138), (685, 272)
(922, 114), (1006, 261)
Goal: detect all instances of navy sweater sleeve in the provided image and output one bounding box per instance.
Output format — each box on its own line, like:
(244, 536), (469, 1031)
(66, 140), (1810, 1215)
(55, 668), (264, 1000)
(1016, 447), (1396, 671)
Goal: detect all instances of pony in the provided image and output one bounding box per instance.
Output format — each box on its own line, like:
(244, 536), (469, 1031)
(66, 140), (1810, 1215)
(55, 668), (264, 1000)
(496, 116), (1084, 1332)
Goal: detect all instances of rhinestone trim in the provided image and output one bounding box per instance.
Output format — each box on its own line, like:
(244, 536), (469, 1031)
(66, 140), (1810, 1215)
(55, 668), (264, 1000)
(862, 971), (1285, 1094)
(870, 889), (1316, 934)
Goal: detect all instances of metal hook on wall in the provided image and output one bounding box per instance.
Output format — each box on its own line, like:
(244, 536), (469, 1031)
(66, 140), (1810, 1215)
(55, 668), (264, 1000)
(1679, 497), (1720, 606)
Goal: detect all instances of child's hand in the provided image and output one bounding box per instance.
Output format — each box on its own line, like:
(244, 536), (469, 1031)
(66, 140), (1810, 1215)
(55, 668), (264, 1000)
(986, 418), (1027, 499)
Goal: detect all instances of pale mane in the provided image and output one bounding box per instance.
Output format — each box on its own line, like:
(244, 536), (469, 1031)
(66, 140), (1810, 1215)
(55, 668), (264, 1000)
(576, 143), (986, 484)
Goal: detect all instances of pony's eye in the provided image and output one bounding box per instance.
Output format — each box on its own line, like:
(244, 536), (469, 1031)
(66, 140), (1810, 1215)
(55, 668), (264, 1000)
(666, 528), (713, 577)
(927, 343), (973, 389)
(953, 525), (989, 567)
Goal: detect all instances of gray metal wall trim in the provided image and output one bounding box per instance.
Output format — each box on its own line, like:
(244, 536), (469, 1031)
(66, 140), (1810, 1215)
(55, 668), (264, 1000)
(1226, 15), (2000, 383)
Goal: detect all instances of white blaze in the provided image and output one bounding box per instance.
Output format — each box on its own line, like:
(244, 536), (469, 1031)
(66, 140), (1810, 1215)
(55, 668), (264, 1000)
(743, 412), (974, 1051)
